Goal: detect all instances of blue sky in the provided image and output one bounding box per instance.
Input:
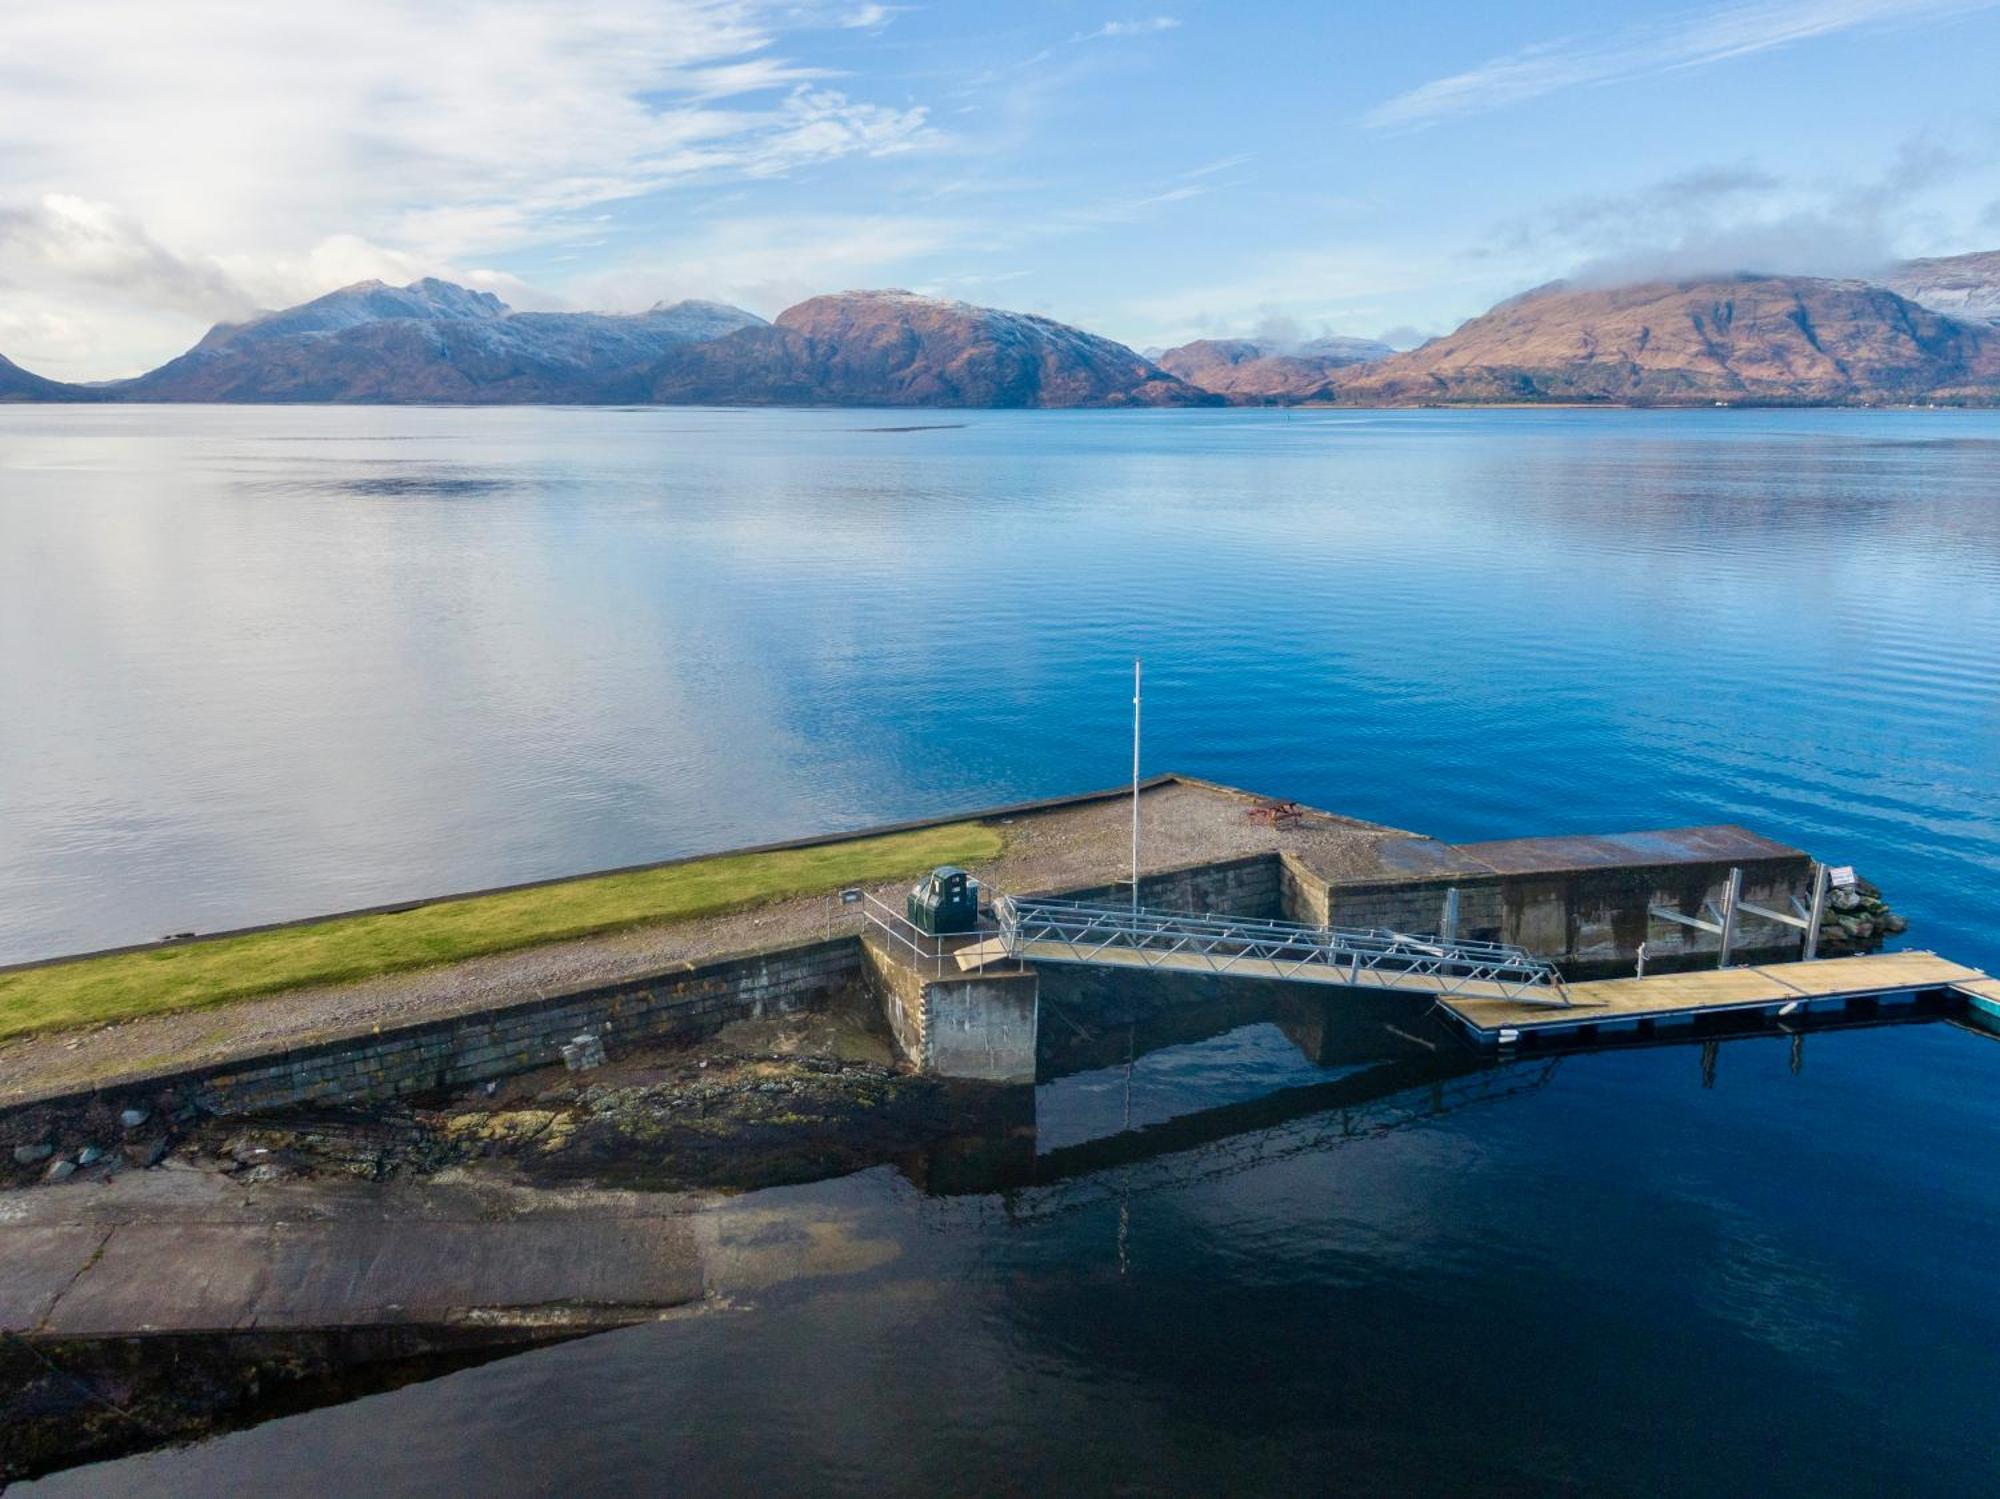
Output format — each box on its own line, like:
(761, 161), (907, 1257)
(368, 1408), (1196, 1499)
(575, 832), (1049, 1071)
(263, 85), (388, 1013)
(4, 0), (2000, 377)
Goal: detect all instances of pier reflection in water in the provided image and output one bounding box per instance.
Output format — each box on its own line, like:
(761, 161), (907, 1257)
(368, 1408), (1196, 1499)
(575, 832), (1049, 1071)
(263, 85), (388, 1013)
(18, 989), (2000, 1496)
(903, 970), (1516, 1198)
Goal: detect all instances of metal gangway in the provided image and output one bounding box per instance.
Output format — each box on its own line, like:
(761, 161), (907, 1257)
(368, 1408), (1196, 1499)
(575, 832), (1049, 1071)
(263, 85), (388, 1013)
(969, 895), (1573, 1007)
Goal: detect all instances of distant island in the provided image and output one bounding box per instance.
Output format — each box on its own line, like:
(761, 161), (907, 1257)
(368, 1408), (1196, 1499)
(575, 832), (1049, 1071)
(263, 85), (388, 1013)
(6, 253), (2000, 409)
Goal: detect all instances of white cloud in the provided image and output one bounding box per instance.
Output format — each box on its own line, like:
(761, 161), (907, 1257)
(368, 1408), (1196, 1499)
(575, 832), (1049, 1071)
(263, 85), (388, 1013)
(1109, 243), (1513, 352)
(1365, 0), (1997, 130)
(1082, 17), (1182, 41)
(0, 196), (252, 322)
(566, 153), (1229, 323)
(1477, 137), (1980, 283)
(569, 212), (967, 317)
(0, 0), (935, 376)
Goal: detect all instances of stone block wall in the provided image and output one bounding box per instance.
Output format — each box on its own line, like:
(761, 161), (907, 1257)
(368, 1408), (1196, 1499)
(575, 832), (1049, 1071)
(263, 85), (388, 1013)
(51, 940), (862, 1119)
(1315, 876), (1505, 941)
(860, 930), (930, 1064)
(1278, 854), (1331, 926)
(1292, 856), (1813, 977)
(1054, 853), (1282, 921)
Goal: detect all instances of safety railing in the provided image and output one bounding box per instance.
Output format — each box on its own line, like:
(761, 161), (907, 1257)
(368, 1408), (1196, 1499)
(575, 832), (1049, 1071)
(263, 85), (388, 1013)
(994, 895), (1571, 1005)
(856, 889), (1026, 979)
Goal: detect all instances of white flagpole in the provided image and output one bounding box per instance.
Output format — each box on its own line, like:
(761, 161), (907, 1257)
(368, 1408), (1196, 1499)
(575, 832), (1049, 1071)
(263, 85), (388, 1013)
(1131, 658), (1142, 920)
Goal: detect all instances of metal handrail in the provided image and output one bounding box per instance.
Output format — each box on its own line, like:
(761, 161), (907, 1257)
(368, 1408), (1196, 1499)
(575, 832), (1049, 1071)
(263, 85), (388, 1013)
(857, 889), (1023, 978)
(995, 895), (1571, 1005)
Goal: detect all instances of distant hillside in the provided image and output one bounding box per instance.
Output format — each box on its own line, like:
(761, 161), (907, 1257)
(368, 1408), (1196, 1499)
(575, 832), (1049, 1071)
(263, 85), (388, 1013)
(12, 265), (2000, 410)
(1886, 250), (2000, 327)
(649, 289), (1212, 408)
(1328, 275), (2000, 405)
(117, 279), (766, 403)
(193, 277), (509, 350)
(1155, 335), (1393, 402)
(0, 353), (89, 403)
(0, 280), (1203, 408)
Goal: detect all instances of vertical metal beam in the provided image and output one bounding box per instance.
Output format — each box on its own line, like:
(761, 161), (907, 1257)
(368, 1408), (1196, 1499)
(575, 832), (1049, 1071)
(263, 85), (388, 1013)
(1802, 861), (1828, 962)
(1716, 866), (1742, 969)
(1441, 886), (1460, 943)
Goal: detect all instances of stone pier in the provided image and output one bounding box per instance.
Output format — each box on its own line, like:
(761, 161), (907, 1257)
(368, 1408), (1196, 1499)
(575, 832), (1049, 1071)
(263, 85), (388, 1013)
(1, 775), (1834, 1123)
(859, 929), (1038, 1084)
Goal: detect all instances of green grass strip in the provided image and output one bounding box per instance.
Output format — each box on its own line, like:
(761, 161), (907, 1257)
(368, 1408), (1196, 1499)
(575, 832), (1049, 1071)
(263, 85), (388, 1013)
(0, 821), (1004, 1043)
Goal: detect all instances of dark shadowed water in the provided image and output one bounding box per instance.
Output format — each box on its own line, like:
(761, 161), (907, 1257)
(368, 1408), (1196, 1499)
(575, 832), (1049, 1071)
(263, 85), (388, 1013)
(4, 405), (1998, 1495)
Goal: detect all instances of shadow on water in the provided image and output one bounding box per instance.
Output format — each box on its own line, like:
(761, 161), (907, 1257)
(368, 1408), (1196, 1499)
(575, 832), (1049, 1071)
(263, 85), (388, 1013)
(0, 1325), (593, 1485)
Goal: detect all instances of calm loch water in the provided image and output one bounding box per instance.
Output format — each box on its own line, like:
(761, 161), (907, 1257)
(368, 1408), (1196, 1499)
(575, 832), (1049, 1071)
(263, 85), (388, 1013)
(3, 405), (1998, 1494)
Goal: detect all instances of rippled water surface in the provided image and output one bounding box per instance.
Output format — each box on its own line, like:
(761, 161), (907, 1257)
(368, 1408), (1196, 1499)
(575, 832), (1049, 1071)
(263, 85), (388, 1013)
(4, 405), (1998, 1495)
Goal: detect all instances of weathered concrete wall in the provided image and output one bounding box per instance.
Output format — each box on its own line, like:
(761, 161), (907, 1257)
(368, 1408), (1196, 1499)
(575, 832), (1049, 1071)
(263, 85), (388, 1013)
(1316, 876), (1505, 941)
(925, 974), (1039, 1084)
(860, 932), (1038, 1084)
(33, 941), (860, 1119)
(1572, 856), (1810, 973)
(1292, 857), (1812, 977)
(860, 932), (929, 1065)
(1055, 853), (1282, 920)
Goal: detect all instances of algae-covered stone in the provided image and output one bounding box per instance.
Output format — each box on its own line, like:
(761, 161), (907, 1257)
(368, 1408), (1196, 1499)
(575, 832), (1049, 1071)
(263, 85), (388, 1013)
(124, 1137), (169, 1168)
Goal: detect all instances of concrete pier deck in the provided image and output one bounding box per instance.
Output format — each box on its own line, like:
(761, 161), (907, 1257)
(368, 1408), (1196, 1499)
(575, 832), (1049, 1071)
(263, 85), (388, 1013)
(1438, 950), (1989, 1048)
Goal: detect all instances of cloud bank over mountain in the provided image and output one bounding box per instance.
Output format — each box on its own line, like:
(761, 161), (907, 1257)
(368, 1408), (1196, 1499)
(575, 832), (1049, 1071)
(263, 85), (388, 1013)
(0, 1), (928, 377)
(5, 3), (2000, 378)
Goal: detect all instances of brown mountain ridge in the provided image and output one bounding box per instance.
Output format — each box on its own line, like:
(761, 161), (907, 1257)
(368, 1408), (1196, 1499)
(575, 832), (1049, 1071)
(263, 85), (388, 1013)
(6, 262), (2000, 407)
(651, 289), (1209, 407)
(1153, 336), (1394, 403)
(1328, 274), (2000, 406)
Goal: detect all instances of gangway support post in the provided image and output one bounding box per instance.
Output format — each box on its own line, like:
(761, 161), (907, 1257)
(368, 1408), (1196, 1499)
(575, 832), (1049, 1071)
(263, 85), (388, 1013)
(1716, 866), (1743, 969)
(1803, 862), (1829, 962)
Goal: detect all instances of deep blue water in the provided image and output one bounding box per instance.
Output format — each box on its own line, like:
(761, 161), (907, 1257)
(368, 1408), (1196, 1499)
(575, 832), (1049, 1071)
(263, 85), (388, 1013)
(4, 405), (1997, 1495)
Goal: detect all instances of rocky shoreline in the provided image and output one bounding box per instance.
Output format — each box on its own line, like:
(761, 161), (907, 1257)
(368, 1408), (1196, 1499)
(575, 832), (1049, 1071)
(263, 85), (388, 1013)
(2, 1005), (1015, 1198)
(197, 1049), (994, 1193)
(1815, 873), (1908, 955)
